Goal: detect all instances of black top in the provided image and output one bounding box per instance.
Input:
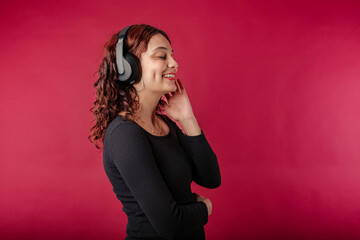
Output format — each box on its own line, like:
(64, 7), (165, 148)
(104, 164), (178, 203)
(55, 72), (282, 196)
(103, 114), (221, 240)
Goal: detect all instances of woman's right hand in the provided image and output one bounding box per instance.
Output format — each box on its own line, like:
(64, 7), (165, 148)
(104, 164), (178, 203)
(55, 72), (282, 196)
(193, 193), (212, 216)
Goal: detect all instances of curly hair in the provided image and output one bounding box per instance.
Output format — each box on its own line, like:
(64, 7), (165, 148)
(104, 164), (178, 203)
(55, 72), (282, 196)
(89, 24), (171, 150)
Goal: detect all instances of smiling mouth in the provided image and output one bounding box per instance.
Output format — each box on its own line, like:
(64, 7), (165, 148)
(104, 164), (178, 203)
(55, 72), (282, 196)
(162, 73), (176, 80)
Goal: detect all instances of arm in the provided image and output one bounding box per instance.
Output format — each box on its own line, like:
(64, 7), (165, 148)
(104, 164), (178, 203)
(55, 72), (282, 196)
(172, 118), (221, 189)
(109, 123), (208, 240)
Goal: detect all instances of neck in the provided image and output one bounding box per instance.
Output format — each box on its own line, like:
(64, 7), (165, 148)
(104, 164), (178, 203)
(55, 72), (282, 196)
(135, 90), (163, 125)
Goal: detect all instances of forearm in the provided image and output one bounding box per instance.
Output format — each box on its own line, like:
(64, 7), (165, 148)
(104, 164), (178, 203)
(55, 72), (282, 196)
(178, 115), (202, 136)
(175, 119), (221, 189)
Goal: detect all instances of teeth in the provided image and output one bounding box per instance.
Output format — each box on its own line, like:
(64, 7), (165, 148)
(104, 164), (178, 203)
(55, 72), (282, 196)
(163, 74), (175, 78)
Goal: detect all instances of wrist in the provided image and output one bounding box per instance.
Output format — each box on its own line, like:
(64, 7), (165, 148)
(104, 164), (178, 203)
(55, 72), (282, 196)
(178, 116), (202, 136)
(178, 114), (196, 124)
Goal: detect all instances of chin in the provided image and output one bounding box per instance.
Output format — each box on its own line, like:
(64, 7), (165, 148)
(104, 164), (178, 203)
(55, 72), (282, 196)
(165, 82), (176, 91)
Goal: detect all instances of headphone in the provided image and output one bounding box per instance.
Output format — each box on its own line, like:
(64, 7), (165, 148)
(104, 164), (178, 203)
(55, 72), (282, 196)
(115, 25), (142, 85)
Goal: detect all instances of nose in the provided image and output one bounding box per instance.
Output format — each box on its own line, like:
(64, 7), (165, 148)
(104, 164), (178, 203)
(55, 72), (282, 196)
(168, 56), (178, 72)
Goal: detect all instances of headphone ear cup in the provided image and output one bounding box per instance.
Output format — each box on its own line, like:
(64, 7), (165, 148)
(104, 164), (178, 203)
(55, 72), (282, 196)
(124, 52), (141, 85)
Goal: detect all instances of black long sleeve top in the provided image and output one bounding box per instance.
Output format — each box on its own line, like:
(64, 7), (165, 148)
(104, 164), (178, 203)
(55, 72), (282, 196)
(103, 113), (221, 240)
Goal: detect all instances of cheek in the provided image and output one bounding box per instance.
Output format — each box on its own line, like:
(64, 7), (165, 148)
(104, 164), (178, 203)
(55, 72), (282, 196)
(140, 60), (166, 79)
(142, 68), (161, 81)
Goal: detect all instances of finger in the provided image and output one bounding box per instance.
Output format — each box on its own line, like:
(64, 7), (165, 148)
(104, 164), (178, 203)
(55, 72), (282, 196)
(176, 79), (182, 93)
(177, 78), (185, 91)
(161, 95), (169, 104)
(178, 80), (186, 94)
(165, 93), (172, 99)
(159, 99), (168, 106)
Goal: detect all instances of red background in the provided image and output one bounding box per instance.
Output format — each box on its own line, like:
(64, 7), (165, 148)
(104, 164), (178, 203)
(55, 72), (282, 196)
(1, 0), (360, 239)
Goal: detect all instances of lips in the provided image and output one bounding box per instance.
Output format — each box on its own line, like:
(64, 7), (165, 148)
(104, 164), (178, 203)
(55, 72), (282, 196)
(163, 76), (176, 81)
(162, 72), (176, 81)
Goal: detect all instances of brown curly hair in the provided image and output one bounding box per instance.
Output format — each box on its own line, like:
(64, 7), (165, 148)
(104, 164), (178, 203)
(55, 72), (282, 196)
(89, 24), (171, 150)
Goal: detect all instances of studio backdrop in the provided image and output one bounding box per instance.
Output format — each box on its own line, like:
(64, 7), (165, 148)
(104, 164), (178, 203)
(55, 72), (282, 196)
(1, 0), (360, 239)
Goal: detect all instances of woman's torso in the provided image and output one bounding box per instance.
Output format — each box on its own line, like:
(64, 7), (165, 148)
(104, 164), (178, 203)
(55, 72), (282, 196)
(102, 113), (204, 239)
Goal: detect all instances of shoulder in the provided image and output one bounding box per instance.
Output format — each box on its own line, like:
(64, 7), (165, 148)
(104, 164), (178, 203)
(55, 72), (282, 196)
(104, 117), (155, 161)
(105, 115), (144, 143)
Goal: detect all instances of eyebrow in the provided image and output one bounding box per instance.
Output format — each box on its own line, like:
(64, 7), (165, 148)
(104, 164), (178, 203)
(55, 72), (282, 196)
(151, 46), (174, 53)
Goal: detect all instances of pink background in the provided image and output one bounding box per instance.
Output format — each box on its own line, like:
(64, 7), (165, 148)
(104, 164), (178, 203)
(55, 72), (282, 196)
(1, 0), (360, 239)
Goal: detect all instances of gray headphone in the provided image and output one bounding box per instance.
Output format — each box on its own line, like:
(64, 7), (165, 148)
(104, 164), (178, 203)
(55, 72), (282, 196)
(115, 25), (142, 85)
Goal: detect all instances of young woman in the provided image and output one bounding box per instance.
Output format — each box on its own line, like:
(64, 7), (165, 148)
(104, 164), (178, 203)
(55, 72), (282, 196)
(89, 24), (221, 240)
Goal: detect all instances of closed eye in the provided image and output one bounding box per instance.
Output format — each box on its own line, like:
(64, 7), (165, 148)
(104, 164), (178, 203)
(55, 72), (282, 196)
(158, 54), (175, 60)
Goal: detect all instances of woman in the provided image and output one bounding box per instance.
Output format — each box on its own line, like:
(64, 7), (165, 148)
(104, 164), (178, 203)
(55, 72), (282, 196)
(89, 24), (221, 240)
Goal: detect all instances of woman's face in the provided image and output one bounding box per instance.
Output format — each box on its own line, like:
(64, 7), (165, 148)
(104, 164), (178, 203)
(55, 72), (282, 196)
(139, 33), (178, 94)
